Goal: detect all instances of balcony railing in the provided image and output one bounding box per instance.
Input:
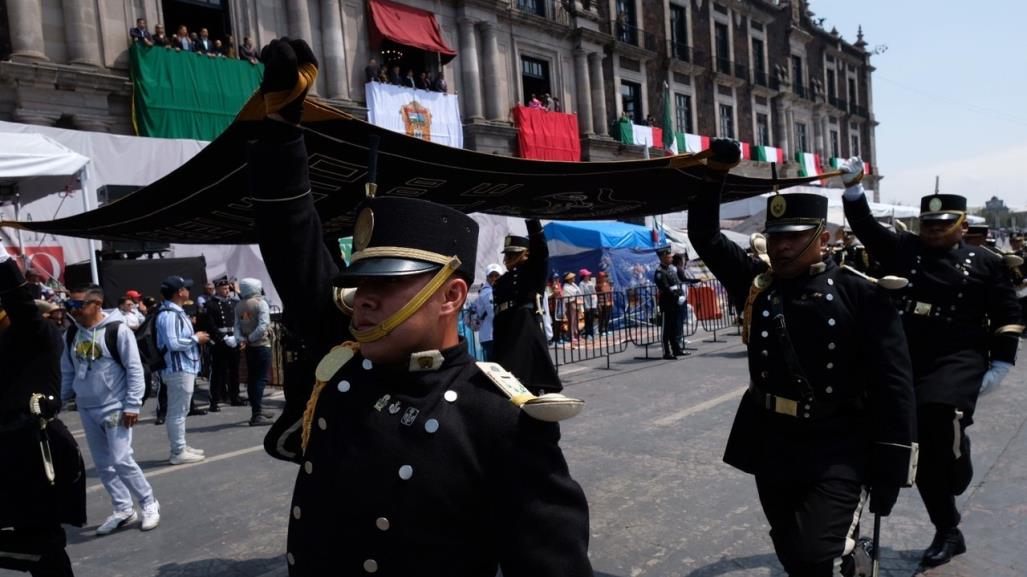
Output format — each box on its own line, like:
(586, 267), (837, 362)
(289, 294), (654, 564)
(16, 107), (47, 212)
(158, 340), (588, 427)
(835, 97), (848, 112)
(516, 0), (571, 25)
(792, 82), (806, 98)
(753, 68), (768, 87)
(671, 41), (692, 63)
(850, 104), (869, 117)
(828, 94), (838, 107)
(733, 62), (748, 81)
(715, 55), (732, 75)
(612, 21), (658, 51)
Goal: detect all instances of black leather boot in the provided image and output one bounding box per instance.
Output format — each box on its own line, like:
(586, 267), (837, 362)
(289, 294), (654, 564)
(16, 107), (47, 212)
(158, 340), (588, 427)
(921, 527), (966, 567)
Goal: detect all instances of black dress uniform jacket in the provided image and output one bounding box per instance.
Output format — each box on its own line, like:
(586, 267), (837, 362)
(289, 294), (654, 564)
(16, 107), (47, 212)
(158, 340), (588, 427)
(0, 259), (86, 529)
(844, 195), (1022, 414)
(201, 294), (237, 342)
(492, 220), (562, 393)
(689, 193), (917, 486)
(247, 131), (591, 576)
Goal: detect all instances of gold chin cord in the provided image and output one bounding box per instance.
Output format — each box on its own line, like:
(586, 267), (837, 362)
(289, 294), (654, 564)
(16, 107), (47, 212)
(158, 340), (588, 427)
(945, 212), (967, 236)
(349, 256), (462, 343)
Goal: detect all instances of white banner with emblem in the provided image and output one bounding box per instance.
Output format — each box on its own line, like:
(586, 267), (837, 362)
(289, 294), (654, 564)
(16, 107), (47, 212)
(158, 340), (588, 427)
(365, 82), (463, 149)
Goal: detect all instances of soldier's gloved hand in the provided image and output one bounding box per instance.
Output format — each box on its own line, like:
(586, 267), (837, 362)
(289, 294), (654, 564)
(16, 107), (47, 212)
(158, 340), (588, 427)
(707, 139), (741, 172)
(526, 219), (543, 235)
(839, 157), (865, 200)
(223, 335), (238, 349)
(259, 38), (318, 125)
(980, 360), (1012, 394)
(869, 484), (900, 516)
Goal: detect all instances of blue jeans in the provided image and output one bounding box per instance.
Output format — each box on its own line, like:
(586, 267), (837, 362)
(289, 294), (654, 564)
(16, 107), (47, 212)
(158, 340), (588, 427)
(246, 346), (271, 416)
(163, 371), (195, 455)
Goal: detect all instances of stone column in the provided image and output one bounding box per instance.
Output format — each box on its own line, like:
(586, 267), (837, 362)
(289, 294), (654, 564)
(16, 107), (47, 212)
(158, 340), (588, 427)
(479, 22), (503, 121)
(458, 18), (483, 120)
(287, 0), (317, 94)
(62, 0), (101, 66)
(573, 49), (593, 135)
(588, 52), (607, 136)
(8, 0), (48, 61)
(320, 0), (346, 99)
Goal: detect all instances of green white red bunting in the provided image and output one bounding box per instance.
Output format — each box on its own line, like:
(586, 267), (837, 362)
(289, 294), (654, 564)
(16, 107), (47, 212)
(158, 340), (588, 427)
(796, 151), (822, 185)
(675, 133), (710, 154)
(755, 145), (784, 164)
(830, 157), (873, 175)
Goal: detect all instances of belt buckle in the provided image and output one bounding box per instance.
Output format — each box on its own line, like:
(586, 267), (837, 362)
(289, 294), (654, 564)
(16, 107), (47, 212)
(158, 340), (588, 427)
(913, 301), (932, 316)
(773, 396), (798, 417)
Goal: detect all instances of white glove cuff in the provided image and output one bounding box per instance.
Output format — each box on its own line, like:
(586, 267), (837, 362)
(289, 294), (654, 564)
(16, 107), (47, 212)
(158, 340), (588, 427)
(842, 182), (865, 202)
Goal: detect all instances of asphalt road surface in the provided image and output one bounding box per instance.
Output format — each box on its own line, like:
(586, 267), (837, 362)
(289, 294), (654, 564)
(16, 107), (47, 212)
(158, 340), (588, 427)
(11, 330), (1025, 577)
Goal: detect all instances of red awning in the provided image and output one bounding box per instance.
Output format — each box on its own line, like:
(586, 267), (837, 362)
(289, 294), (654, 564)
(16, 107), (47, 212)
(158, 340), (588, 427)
(369, 0), (457, 62)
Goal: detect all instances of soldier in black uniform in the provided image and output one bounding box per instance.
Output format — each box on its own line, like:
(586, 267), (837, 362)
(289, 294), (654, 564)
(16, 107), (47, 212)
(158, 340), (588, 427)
(0, 242), (86, 577)
(492, 223), (563, 393)
(688, 151), (918, 577)
(246, 38), (591, 576)
(1010, 232), (1027, 327)
(839, 158), (1023, 567)
(833, 228), (873, 274)
(654, 247), (686, 359)
(201, 276), (243, 411)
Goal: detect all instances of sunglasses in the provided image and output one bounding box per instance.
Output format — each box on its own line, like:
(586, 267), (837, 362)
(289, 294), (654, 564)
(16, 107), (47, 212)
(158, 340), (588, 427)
(64, 299), (100, 311)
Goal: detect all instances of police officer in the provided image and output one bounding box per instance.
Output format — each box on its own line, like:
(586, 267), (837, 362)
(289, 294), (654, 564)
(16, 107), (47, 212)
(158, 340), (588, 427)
(0, 240), (85, 576)
(840, 157), (1023, 567)
(492, 222), (563, 393)
(244, 38), (592, 576)
(201, 276), (243, 411)
(688, 146), (918, 577)
(654, 247), (686, 359)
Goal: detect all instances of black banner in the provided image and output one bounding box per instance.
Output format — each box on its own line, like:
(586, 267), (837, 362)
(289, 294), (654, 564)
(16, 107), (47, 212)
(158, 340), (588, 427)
(8, 99), (829, 244)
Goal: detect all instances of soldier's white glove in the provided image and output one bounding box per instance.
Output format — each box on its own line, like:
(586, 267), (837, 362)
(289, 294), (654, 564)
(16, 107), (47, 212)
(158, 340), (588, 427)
(0, 238), (9, 263)
(980, 360), (1012, 395)
(839, 157), (865, 201)
(677, 295), (686, 306)
(223, 335), (238, 348)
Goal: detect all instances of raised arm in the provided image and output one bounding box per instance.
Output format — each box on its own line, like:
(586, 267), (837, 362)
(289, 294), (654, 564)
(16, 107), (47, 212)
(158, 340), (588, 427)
(687, 188), (766, 307)
(838, 158), (905, 270)
(526, 219), (549, 294)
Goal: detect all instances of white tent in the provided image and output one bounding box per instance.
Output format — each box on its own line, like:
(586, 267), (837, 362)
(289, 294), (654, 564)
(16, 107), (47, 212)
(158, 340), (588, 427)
(0, 133), (100, 280)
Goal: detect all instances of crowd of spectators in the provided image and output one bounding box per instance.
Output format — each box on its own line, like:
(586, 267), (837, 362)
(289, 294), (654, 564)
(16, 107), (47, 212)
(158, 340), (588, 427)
(364, 57), (449, 93)
(130, 18), (260, 65)
(527, 92), (562, 112)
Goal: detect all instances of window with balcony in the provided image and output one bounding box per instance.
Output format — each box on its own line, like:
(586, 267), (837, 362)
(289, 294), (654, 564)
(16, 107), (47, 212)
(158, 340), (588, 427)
(621, 80), (642, 124)
(830, 129), (840, 158)
(756, 113), (770, 147)
(715, 22), (731, 74)
(791, 55), (805, 97)
(521, 56), (551, 106)
(675, 93), (693, 134)
(719, 103), (735, 139)
(848, 77), (857, 107)
(516, 0), (546, 17)
(827, 68), (837, 104)
(794, 122), (808, 152)
(752, 38), (767, 86)
(670, 4), (689, 61)
(615, 0), (638, 44)
(851, 132), (861, 157)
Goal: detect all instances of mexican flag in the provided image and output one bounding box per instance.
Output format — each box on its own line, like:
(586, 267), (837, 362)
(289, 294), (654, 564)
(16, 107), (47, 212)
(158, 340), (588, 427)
(618, 119), (664, 149)
(830, 157), (873, 175)
(796, 151), (823, 185)
(737, 141), (751, 160)
(754, 145), (783, 163)
(677, 133), (710, 153)
(662, 82), (678, 154)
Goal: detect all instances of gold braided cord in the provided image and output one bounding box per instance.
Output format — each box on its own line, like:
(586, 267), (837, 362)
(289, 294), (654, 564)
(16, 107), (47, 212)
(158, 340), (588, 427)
(301, 380), (327, 453)
(350, 257), (461, 343)
(742, 275), (772, 344)
(350, 246), (455, 266)
(263, 62), (319, 116)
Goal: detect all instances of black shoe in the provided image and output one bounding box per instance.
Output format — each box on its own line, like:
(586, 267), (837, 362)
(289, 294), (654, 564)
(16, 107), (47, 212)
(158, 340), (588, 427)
(188, 407), (208, 416)
(209, 405), (221, 413)
(672, 349), (687, 357)
(155, 416), (166, 426)
(921, 527), (966, 567)
(662, 354), (677, 360)
(229, 399), (247, 407)
(249, 414), (274, 427)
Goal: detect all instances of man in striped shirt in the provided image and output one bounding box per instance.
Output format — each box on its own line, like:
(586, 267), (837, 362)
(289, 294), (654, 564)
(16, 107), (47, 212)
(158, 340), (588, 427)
(156, 276), (210, 465)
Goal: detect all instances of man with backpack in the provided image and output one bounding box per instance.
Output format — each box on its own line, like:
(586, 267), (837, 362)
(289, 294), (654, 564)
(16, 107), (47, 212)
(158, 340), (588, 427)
(60, 283), (160, 536)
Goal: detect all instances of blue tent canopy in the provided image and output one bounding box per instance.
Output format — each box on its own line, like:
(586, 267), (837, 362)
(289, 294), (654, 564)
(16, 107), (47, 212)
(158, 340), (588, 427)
(544, 220), (664, 253)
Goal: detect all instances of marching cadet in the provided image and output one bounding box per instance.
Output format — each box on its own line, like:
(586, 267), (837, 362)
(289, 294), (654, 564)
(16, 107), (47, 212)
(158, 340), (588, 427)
(653, 247), (686, 359)
(1010, 232), (1027, 327)
(200, 276), (243, 411)
(0, 239), (85, 576)
(246, 38), (592, 576)
(492, 221), (563, 393)
(833, 228), (873, 274)
(963, 224), (989, 247)
(839, 157), (1023, 567)
(688, 143), (918, 577)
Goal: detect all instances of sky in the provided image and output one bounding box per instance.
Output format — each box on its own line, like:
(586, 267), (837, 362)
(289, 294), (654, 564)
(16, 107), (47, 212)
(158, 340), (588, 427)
(811, 0), (1027, 210)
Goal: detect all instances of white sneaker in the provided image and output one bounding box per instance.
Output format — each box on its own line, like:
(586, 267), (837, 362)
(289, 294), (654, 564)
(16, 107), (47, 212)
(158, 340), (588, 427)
(183, 445), (205, 456)
(140, 499), (160, 531)
(169, 450), (205, 465)
(96, 509), (138, 536)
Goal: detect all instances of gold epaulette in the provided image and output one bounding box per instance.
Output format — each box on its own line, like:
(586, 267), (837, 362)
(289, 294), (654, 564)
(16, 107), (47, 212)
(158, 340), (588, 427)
(301, 341), (359, 452)
(476, 362), (584, 422)
(742, 272), (773, 344)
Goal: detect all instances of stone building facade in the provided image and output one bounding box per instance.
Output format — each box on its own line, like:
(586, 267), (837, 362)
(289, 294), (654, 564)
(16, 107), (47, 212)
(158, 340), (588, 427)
(0, 0), (879, 193)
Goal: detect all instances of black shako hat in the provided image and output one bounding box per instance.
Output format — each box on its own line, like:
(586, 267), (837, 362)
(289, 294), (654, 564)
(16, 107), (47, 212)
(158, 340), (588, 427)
(331, 197), (478, 288)
(502, 234), (529, 253)
(764, 193), (828, 233)
(966, 224), (989, 237)
(919, 194), (967, 222)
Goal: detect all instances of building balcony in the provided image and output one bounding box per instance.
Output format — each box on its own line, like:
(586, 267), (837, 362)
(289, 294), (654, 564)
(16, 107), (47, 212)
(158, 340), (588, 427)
(792, 82), (806, 98)
(733, 62), (748, 81)
(834, 97), (848, 112)
(671, 41), (692, 63)
(609, 21), (658, 51)
(753, 69), (769, 87)
(850, 104), (869, 118)
(515, 0), (571, 26)
(715, 55), (731, 75)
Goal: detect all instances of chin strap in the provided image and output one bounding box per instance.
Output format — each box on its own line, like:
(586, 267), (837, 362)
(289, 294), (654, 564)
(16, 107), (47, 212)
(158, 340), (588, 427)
(945, 213), (967, 235)
(349, 256), (461, 343)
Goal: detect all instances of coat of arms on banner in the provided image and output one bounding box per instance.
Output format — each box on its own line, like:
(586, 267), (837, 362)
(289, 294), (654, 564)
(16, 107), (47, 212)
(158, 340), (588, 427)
(400, 101), (432, 141)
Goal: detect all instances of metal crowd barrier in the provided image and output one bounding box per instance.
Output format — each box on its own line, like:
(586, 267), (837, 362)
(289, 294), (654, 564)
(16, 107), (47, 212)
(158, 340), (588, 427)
(548, 293), (629, 370)
(689, 280), (737, 342)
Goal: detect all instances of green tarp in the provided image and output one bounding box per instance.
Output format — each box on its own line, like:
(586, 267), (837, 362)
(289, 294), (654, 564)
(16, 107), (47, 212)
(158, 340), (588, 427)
(131, 44), (263, 140)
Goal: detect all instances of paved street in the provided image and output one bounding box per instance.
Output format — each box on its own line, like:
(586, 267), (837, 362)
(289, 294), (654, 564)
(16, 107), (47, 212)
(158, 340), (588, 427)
(11, 329), (1026, 577)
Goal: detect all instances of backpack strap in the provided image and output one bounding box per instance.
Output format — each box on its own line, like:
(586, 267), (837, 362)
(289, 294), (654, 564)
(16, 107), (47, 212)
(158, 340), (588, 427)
(65, 324), (78, 362)
(105, 321), (123, 368)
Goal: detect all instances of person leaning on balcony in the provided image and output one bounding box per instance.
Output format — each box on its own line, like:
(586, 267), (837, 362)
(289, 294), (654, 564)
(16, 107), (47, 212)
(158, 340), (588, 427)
(152, 24), (169, 48)
(364, 57), (380, 83)
(240, 36), (259, 64)
(174, 26), (193, 52)
(433, 70), (448, 93)
(130, 18), (153, 46)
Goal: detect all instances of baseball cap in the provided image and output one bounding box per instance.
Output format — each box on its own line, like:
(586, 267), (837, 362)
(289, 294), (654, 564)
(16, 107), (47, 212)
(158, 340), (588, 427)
(160, 276), (193, 291)
(485, 263), (504, 277)
(125, 290), (143, 299)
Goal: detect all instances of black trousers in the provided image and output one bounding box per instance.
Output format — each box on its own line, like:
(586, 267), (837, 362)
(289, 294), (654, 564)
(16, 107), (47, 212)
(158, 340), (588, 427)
(756, 476), (865, 577)
(916, 403), (973, 530)
(0, 524), (74, 576)
(660, 301), (683, 355)
(209, 343), (241, 405)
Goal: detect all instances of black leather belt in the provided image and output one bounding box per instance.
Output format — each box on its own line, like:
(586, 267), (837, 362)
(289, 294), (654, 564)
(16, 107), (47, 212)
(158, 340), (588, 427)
(899, 298), (984, 326)
(749, 383), (815, 419)
(496, 301), (535, 313)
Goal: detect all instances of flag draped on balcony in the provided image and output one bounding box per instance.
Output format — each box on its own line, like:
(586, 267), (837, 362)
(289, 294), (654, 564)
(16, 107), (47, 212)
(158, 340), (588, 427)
(796, 151), (823, 185)
(617, 118), (664, 149)
(662, 83), (677, 154)
(754, 145), (784, 163)
(830, 157), (873, 176)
